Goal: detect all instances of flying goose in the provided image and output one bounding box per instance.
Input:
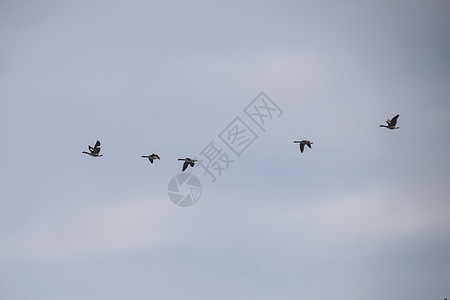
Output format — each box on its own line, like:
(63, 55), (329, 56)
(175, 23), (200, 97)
(379, 114), (400, 129)
(178, 158), (197, 172)
(293, 140), (313, 153)
(141, 153), (160, 164)
(82, 140), (103, 157)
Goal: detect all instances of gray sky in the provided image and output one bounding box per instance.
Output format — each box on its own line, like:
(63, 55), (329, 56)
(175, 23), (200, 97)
(1, 0), (449, 299)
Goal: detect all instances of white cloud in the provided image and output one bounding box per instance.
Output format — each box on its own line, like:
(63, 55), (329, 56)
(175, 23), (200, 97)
(270, 185), (450, 248)
(0, 198), (173, 262)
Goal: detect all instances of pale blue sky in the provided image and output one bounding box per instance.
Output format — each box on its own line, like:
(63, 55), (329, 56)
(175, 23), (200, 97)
(1, 1), (449, 299)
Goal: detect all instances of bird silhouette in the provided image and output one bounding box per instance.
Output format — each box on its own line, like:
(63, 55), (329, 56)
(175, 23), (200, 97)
(379, 114), (400, 129)
(293, 140), (313, 153)
(178, 158), (197, 172)
(82, 140), (103, 157)
(141, 153), (160, 164)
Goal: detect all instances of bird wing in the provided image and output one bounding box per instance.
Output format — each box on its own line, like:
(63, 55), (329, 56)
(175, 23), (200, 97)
(190, 162), (195, 167)
(306, 142), (312, 149)
(149, 158), (153, 164)
(92, 146), (101, 154)
(182, 161), (189, 172)
(91, 140), (101, 153)
(300, 143), (305, 153)
(390, 114), (399, 126)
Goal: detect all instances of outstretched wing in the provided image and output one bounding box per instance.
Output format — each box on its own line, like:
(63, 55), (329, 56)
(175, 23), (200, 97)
(149, 158), (154, 164)
(92, 140), (101, 154)
(92, 146), (100, 154)
(190, 163), (195, 167)
(182, 161), (189, 172)
(89, 146), (94, 152)
(306, 142), (312, 149)
(390, 114), (399, 126)
(300, 143), (305, 153)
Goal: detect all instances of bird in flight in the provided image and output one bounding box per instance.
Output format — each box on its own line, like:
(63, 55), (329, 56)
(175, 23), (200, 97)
(141, 153), (160, 164)
(178, 158), (197, 172)
(83, 140), (103, 157)
(379, 114), (400, 130)
(293, 140), (313, 153)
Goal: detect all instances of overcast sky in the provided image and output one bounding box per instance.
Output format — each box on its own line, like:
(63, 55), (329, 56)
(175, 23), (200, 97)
(1, 0), (449, 299)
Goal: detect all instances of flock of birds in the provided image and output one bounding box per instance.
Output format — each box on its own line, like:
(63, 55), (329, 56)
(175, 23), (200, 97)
(293, 114), (400, 153)
(82, 140), (198, 172)
(81, 113), (450, 300)
(82, 114), (401, 170)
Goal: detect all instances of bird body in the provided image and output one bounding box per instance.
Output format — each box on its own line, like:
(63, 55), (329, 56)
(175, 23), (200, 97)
(83, 140), (103, 157)
(141, 154), (160, 164)
(293, 140), (313, 153)
(379, 114), (400, 129)
(178, 158), (197, 172)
